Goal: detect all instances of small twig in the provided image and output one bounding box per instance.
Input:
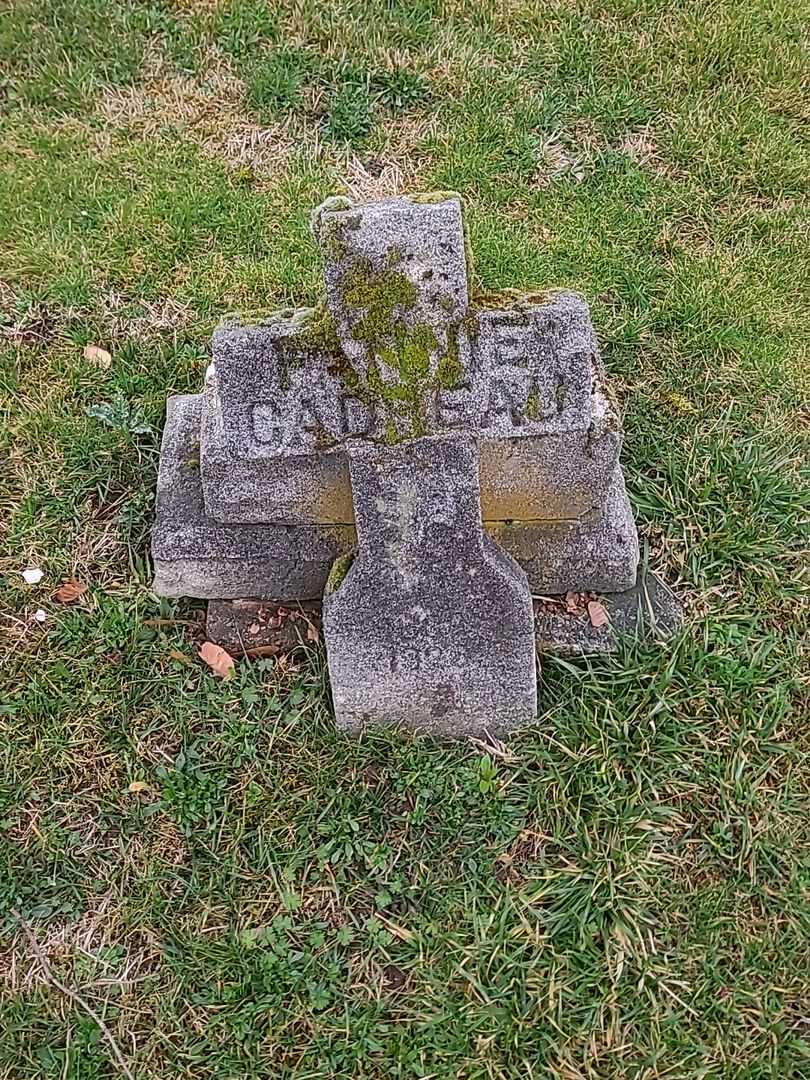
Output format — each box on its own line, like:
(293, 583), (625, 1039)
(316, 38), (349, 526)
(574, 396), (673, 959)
(143, 617), (200, 628)
(11, 910), (135, 1080)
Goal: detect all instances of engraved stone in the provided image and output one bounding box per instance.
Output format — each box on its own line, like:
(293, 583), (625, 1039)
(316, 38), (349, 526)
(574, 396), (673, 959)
(149, 192), (670, 736)
(323, 435), (537, 736)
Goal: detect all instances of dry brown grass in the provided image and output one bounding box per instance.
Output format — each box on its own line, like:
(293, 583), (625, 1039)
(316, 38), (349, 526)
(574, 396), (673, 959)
(98, 49), (299, 179)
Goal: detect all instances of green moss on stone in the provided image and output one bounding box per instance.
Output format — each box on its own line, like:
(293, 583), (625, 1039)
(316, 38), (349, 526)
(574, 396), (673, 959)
(293, 299), (341, 353)
(310, 195), (353, 240)
(319, 219), (348, 261)
(436, 319), (464, 389)
(342, 257), (418, 345)
(405, 190), (461, 205)
(472, 288), (548, 311)
(384, 419), (398, 445)
(525, 388), (541, 421)
(336, 241), (481, 441)
(325, 552), (354, 594)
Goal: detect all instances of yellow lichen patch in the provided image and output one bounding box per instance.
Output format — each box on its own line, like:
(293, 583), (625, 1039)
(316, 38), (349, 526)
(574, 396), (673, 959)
(325, 551), (356, 594)
(307, 480), (356, 526)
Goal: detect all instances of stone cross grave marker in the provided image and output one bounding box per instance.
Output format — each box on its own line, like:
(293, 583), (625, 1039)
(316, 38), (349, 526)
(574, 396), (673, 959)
(152, 193), (680, 736)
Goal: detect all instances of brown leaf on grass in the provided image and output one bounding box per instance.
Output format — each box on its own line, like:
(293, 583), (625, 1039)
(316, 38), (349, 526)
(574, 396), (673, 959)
(587, 600), (609, 628)
(83, 343), (112, 369)
(199, 641), (236, 679)
(127, 780), (150, 794)
(53, 579), (88, 603)
(168, 648), (193, 666)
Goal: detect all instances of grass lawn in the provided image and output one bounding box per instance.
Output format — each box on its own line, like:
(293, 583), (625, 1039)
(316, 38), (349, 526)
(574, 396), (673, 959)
(1, 0), (809, 1075)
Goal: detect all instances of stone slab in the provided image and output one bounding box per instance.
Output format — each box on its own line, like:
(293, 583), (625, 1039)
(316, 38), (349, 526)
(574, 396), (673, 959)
(477, 428), (620, 523)
(534, 571), (683, 655)
(488, 470), (640, 594)
(202, 377), (621, 525)
(211, 289), (616, 456)
(154, 395), (636, 598)
(200, 383), (355, 525)
(213, 311), (380, 460)
(152, 394), (353, 599)
(323, 433), (537, 737)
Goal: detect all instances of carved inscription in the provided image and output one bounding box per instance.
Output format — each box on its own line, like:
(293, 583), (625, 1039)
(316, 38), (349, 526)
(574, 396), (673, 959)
(252, 390), (374, 452)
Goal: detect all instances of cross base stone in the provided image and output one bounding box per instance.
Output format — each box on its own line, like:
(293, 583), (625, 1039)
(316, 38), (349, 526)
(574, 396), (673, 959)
(151, 192), (682, 738)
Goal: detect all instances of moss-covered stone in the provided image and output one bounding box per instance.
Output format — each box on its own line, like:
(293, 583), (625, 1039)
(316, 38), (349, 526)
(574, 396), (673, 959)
(342, 257), (419, 346)
(472, 287), (567, 311)
(405, 190), (461, 205)
(293, 300), (341, 354)
(525, 388), (541, 421)
(310, 195), (353, 240)
(436, 319), (464, 389)
(319, 219), (348, 262)
(325, 551), (354, 594)
(337, 253), (448, 440)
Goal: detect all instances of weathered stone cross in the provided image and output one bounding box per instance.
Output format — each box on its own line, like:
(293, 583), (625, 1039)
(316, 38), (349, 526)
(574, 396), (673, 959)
(153, 194), (645, 736)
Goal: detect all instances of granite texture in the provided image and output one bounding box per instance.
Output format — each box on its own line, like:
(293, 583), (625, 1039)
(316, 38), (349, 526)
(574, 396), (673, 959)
(201, 195), (625, 529)
(534, 570), (683, 655)
(152, 394), (353, 599)
(154, 395), (635, 600)
(488, 470), (640, 594)
(315, 195), (470, 444)
(478, 429), (620, 522)
(149, 194), (654, 734)
(200, 383), (355, 525)
(323, 433), (537, 737)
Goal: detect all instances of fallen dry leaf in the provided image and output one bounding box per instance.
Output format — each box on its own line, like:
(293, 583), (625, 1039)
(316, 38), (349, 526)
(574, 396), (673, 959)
(587, 600), (609, 628)
(84, 343), (112, 369)
(199, 640), (236, 679)
(168, 648), (193, 666)
(565, 590), (583, 614)
(128, 780), (150, 794)
(53, 579), (88, 603)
